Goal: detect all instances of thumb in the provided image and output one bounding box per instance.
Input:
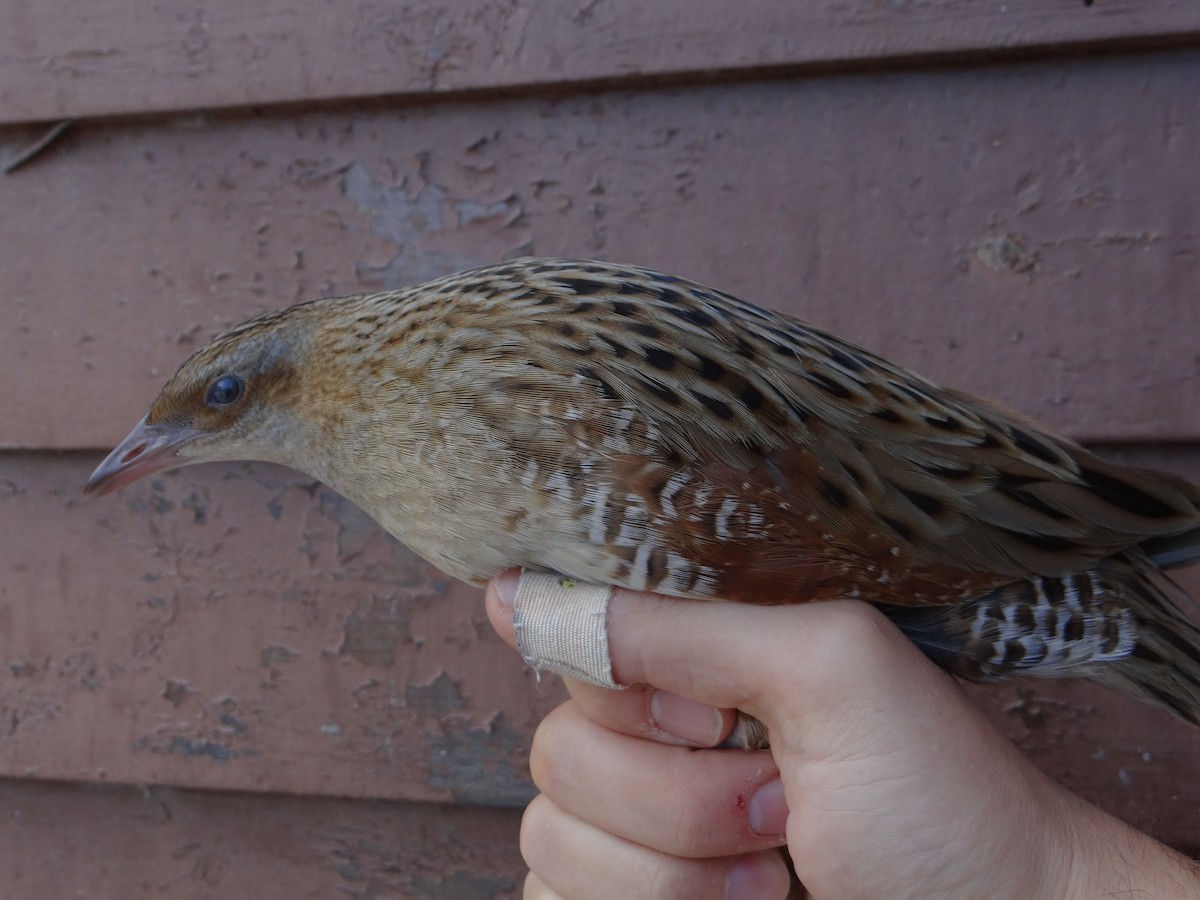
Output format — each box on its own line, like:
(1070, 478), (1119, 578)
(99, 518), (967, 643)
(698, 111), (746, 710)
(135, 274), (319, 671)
(484, 569), (968, 751)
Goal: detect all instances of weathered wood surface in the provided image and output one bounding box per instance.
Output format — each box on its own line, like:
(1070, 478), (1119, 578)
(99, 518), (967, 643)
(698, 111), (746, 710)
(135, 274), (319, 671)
(2, 5), (1200, 885)
(0, 778), (524, 899)
(3, 50), (1199, 450)
(2, 0), (1198, 126)
(1, 448), (1198, 849)
(0, 453), (549, 809)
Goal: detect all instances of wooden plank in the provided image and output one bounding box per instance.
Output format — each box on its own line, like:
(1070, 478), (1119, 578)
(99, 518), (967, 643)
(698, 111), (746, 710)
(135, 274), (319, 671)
(1, 0), (1199, 126)
(0, 453), (553, 808)
(2, 50), (1199, 449)
(0, 778), (524, 899)
(1, 448), (1199, 849)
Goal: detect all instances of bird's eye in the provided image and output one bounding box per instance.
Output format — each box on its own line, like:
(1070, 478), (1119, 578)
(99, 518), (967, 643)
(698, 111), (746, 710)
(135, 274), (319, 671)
(205, 374), (245, 407)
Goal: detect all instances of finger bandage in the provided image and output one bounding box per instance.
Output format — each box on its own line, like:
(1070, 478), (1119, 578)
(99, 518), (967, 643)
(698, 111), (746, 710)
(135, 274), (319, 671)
(512, 570), (624, 690)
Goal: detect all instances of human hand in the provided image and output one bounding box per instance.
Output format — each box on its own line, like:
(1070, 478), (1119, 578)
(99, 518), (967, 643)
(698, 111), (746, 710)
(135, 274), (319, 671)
(485, 571), (1200, 900)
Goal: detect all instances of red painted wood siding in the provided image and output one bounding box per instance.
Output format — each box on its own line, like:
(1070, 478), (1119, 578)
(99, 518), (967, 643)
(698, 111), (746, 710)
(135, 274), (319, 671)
(1, 4), (1198, 894)
(2, 1), (1198, 124)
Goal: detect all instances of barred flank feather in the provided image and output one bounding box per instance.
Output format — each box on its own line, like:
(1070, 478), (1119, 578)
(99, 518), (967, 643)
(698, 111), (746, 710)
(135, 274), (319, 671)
(883, 553), (1200, 726)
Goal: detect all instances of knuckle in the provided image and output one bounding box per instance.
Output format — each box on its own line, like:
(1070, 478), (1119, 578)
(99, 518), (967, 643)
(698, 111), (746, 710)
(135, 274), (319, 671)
(814, 600), (900, 658)
(518, 794), (558, 870)
(527, 705), (575, 796)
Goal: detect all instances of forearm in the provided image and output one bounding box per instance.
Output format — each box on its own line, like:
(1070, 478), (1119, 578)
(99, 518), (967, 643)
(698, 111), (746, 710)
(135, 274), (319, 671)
(1059, 793), (1200, 899)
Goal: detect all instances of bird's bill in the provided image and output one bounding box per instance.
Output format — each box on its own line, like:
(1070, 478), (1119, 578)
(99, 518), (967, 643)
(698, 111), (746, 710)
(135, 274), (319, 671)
(84, 416), (204, 497)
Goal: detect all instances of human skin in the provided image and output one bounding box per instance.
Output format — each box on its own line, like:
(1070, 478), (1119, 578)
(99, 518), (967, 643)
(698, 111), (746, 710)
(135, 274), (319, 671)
(483, 570), (1200, 900)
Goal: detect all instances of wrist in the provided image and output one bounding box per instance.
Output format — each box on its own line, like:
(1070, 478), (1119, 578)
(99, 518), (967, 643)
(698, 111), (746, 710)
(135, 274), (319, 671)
(1055, 793), (1200, 900)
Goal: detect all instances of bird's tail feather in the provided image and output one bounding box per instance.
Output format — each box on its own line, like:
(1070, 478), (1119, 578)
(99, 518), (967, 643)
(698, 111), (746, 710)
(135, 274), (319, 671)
(1085, 561), (1200, 726)
(880, 554), (1200, 728)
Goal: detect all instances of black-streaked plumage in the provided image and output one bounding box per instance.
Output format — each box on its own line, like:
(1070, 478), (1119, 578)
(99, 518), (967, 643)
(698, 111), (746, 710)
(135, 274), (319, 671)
(87, 258), (1200, 733)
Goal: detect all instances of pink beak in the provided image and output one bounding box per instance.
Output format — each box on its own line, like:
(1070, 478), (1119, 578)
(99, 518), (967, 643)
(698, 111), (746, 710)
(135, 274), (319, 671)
(84, 416), (204, 497)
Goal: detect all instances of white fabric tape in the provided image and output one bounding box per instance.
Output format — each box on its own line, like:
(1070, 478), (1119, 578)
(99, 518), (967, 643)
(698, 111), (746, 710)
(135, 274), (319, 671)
(512, 570), (623, 690)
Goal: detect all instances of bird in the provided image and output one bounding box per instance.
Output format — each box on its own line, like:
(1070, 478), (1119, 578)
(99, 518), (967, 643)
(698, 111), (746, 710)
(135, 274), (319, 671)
(85, 257), (1200, 742)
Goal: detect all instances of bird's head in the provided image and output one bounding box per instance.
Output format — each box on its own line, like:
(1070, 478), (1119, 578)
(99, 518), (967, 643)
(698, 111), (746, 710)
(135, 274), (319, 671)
(85, 307), (321, 497)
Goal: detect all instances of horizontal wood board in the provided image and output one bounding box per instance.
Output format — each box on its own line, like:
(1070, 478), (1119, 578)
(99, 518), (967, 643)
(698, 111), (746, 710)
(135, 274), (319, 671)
(1, 1), (1199, 126)
(0, 778), (524, 899)
(2, 50), (1198, 449)
(0, 447), (1197, 848)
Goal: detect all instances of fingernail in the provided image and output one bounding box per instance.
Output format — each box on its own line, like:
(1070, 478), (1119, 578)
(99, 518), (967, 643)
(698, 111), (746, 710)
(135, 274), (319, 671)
(649, 690), (724, 746)
(726, 852), (789, 900)
(495, 568), (521, 611)
(748, 776), (788, 837)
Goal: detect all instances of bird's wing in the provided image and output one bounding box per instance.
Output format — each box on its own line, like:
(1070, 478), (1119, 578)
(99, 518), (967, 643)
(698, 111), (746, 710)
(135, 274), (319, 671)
(488, 263), (1200, 596)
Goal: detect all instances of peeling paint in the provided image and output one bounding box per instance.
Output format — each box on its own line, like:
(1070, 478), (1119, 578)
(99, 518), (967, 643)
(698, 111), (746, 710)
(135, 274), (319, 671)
(354, 248), (482, 292)
(219, 712), (249, 734)
(259, 645), (299, 667)
(181, 490), (208, 524)
(162, 679), (193, 707)
(976, 231), (1038, 276)
(410, 870), (516, 899)
(455, 194), (515, 226)
(339, 596), (411, 667)
(426, 713), (534, 807)
(136, 693), (263, 763)
(341, 160), (445, 244)
(405, 671), (465, 716)
(323, 810), (520, 900)
(135, 735), (260, 762)
(341, 158), (488, 289)
(318, 491), (381, 561)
